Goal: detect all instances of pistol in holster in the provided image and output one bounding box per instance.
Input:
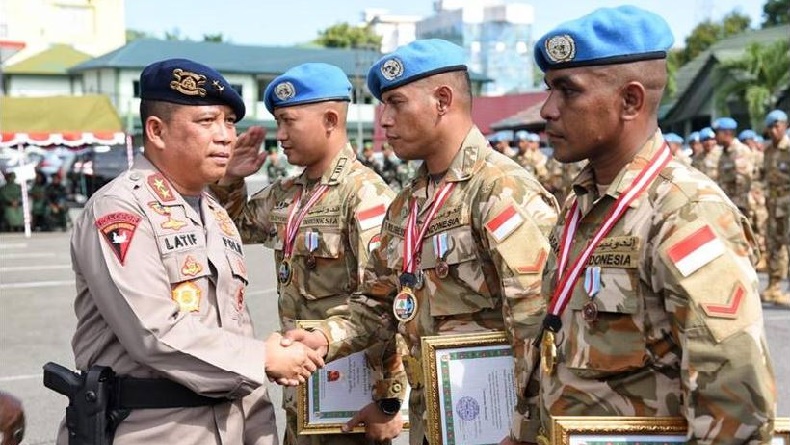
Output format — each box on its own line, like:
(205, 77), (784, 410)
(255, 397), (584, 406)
(43, 362), (130, 445)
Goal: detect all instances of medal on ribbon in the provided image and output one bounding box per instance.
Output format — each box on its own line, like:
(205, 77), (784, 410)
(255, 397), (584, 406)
(540, 330), (557, 374)
(278, 259), (292, 285)
(433, 232), (450, 279)
(582, 266), (601, 322)
(393, 273), (419, 322)
(305, 231), (318, 269)
(279, 182), (329, 286)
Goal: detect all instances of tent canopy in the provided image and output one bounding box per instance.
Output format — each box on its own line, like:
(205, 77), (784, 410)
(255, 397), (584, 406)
(1, 95), (123, 147)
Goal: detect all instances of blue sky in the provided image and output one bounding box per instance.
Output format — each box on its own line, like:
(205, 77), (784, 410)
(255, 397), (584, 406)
(125, 0), (767, 48)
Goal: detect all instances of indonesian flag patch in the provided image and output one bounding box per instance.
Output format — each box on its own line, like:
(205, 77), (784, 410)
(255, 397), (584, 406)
(368, 233), (382, 253)
(666, 225), (725, 277)
(485, 204), (524, 243)
(95, 212), (142, 265)
(357, 204), (387, 232)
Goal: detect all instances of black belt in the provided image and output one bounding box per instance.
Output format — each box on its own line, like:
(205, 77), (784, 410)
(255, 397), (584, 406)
(112, 376), (229, 410)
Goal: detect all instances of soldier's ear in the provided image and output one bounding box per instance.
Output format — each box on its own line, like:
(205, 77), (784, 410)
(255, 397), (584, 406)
(323, 108), (339, 131)
(434, 85), (452, 116)
(620, 82), (645, 121)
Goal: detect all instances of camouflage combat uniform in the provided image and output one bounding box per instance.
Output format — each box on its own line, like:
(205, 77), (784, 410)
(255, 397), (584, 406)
(535, 132), (776, 444)
(691, 145), (722, 181)
(317, 127), (559, 444)
(544, 157), (585, 207)
(763, 133), (790, 302)
(513, 148), (550, 185)
(211, 144), (406, 445)
(717, 138), (753, 214)
(748, 149), (768, 269)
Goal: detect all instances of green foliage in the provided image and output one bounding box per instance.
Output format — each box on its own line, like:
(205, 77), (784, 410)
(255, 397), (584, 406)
(762, 0), (790, 26)
(676, 11), (752, 66)
(202, 33), (225, 42)
(314, 22), (382, 50)
(714, 39), (790, 129)
(125, 29), (152, 42)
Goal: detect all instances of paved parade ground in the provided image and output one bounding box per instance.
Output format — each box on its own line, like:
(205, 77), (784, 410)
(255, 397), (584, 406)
(1, 230), (788, 444)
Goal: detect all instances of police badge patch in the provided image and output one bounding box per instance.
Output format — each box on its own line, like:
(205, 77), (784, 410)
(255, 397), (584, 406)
(274, 81), (296, 101)
(170, 68), (207, 97)
(545, 34), (576, 64)
(95, 212), (142, 265)
(381, 58), (404, 81)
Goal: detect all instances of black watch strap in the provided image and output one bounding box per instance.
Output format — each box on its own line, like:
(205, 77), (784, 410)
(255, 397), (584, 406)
(377, 397), (402, 416)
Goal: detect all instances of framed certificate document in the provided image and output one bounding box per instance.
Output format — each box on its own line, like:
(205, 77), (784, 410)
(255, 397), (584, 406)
(296, 320), (409, 434)
(551, 416), (790, 445)
(422, 331), (515, 445)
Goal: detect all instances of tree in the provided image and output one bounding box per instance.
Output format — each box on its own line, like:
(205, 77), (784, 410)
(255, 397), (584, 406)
(676, 11), (752, 66)
(126, 29), (153, 42)
(762, 0), (790, 27)
(314, 22), (381, 50)
(202, 33), (226, 42)
(714, 39), (790, 129)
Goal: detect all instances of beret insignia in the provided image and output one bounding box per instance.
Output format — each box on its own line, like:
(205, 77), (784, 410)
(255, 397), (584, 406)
(170, 68), (207, 97)
(545, 35), (576, 64)
(274, 81), (296, 101)
(381, 58), (404, 81)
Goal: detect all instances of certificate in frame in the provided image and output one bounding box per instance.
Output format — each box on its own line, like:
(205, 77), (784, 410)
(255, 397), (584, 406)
(295, 320), (409, 434)
(551, 416), (790, 445)
(422, 331), (515, 445)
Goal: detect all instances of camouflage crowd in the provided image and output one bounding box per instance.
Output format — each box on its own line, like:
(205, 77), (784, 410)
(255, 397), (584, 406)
(0, 170), (68, 232)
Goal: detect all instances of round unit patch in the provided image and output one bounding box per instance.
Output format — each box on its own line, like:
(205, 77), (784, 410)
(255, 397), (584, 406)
(545, 34), (576, 64)
(274, 81), (296, 101)
(381, 58), (404, 81)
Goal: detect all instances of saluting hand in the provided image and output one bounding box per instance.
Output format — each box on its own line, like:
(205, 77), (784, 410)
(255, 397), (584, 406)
(342, 401), (403, 441)
(220, 125), (267, 184)
(263, 332), (324, 387)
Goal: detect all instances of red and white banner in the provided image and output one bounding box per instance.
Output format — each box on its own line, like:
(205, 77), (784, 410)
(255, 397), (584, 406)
(0, 131), (126, 148)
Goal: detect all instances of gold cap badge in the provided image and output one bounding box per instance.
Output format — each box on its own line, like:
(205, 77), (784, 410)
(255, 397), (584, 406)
(170, 68), (207, 97)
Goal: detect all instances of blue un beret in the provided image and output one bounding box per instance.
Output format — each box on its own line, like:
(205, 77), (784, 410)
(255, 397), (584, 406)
(534, 5), (673, 72)
(263, 63), (352, 114)
(140, 58), (245, 122)
(738, 129), (757, 141)
(515, 130), (530, 141)
(663, 133), (683, 144)
(686, 132), (700, 143)
(712, 117), (738, 131)
(367, 39), (467, 101)
(765, 109), (788, 127)
(699, 127), (716, 140)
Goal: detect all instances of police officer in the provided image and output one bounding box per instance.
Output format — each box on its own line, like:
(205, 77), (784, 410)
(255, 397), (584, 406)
(59, 58), (323, 444)
(691, 127), (721, 180)
(285, 39), (559, 445)
(713, 117), (753, 215)
(533, 6), (775, 443)
(210, 63), (406, 444)
(762, 109), (790, 306)
(513, 130), (550, 184)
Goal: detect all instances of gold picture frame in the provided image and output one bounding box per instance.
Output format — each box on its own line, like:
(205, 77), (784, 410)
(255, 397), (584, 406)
(422, 331), (514, 445)
(551, 416), (790, 445)
(295, 320), (409, 435)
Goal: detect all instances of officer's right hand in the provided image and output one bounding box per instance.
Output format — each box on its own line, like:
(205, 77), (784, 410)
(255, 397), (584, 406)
(263, 332), (324, 386)
(282, 328), (329, 357)
(219, 125), (267, 184)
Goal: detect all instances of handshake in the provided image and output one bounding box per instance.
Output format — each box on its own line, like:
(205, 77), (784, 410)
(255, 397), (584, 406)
(262, 328), (330, 386)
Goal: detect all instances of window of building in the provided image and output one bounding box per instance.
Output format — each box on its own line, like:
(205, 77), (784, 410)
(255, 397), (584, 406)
(230, 84), (243, 97)
(133, 80), (141, 98)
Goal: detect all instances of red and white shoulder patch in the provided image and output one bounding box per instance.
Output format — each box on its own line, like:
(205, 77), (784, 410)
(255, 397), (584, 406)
(666, 225), (725, 277)
(95, 212), (142, 265)
(485, 204), (524, 243)
(701, 283), (745, 319)
(357, 204), (387, 232)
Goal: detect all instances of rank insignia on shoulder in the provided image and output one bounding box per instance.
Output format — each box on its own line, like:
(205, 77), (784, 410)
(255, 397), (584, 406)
(666, 225), (725, 277)
(95, 212), (142, 265)
(485, 204), (524, 243)
(701, 283), (745, 319)
(357, 204), (387, 232)
(172, 281), (201, 312)
(147, 173), (176, 202)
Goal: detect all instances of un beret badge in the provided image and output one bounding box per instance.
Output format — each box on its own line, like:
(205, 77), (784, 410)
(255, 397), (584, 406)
(545, 35), (576, 64)
(170, 68), (207, 97)
(381, 58), (404, 81)
(274, 81), (296, 101)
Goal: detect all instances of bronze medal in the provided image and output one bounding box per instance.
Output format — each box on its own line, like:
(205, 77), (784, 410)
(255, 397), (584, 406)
(393, 286), (418, 322)
(305, 254), (316, 269)
(435, 260), (449, 279)
(582, 300), (598, 322)
(277, 259), (292, 285)
(540, 330), (557, 375)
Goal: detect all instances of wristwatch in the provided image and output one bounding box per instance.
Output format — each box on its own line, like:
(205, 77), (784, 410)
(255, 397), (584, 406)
(377, 397), (402, 416)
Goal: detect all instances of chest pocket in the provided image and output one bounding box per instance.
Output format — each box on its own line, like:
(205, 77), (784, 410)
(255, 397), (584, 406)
(294, 229), (348, 300)
(225, 250), (249, 286)
(562, 267), (647, 378)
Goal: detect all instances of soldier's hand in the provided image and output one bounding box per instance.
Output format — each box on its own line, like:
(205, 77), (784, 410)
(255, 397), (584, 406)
(0, 392), (25, 445)
(263, 332), (324, 386)
(282, 328), (329, 357)
(342, 401), (403, 440)
(220, 125), (267, 184)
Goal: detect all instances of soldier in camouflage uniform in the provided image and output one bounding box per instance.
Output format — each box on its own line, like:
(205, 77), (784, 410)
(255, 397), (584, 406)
(512, 130), (550, 184)
(740, 129), (769, 271)
(762, 109), (790, 306)
(691, 127), (721, 180)
(210, 63), (406, 445)
(532, 7), (776, 444)
(544, 156), (585, 207)
(285, 39), (559, 445)
(713, 117), (754, 215)
(664, 133), (691, 167)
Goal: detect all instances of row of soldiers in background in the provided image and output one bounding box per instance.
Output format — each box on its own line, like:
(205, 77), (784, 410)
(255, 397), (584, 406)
(0, 170), (68, 232)
(490, 130), (583, 205)
(359, 143), (416, 192)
